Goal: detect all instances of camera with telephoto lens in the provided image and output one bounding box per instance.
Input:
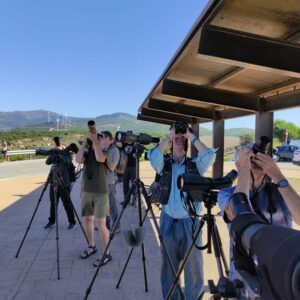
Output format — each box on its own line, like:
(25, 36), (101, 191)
(173, 120), (189, 135)
(36, 143), (78, 163)
(208, 192), (300, 300)
(115, 131), (160, 145)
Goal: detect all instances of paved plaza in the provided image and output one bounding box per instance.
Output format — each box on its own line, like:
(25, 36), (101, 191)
(0, 161), (162, 300)
(1, 160), (299, 299)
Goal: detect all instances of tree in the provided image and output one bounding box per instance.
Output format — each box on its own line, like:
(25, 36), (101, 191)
(239, 132), (254, 145)
(273, 119), (300, 143)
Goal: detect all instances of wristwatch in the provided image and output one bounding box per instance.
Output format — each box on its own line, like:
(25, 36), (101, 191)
(275, 179), (289, 188)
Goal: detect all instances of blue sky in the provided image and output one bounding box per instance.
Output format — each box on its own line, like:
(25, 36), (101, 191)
(0, 0), (299, 129)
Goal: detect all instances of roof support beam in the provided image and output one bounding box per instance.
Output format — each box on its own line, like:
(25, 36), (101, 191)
(162, 79), (259, 112)
(199, 25), (300, 78)
(137, 114), (173, 125)
(219, 109), (254, 120)
(261, 89), (300, 112)
(148, 98), (215, 120)
(208, 67), (245, 87)
(141, 107), (208, 124)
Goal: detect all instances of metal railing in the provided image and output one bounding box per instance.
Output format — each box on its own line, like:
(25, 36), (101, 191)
(6, 149), (36, 161)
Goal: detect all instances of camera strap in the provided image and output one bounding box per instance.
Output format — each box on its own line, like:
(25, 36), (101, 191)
(250, 172), (272, 224)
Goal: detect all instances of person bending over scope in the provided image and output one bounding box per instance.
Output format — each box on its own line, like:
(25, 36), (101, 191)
(44, 137), (76, 230)
(218, 143), (300, 279)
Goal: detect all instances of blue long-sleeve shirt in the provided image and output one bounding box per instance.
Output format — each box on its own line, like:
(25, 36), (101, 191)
(148, 147), (216, 219)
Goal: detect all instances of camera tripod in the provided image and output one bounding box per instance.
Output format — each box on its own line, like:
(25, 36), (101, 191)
(84, 143), (184, 299)
(166, 191), (229, 300)
(15, 162), (89, 279)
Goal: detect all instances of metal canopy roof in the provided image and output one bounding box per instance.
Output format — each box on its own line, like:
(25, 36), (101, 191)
(138, 0), (300, 125)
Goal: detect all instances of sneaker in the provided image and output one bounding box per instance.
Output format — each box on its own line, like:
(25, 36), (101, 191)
(44, 222), (54, 229)
(67, 223), (77, 230)
(93, 253), (112, 267)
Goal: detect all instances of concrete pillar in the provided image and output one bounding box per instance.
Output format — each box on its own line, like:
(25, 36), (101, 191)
(191, 123), (199, 158)
(255, 111), (274, 153)
(213, 120), (224, 178)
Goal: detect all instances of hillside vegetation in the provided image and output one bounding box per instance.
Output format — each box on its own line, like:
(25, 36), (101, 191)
(0, 110), (259, 162)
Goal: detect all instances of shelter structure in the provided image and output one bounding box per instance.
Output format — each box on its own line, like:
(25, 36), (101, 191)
(138, 0), (300, 177)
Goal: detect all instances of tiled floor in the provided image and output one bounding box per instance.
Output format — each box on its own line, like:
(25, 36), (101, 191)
(0, 177), (162, 300)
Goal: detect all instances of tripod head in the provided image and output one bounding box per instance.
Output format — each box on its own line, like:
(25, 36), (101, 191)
(131, 143), (147, 160)
(121, 143), (149, 248)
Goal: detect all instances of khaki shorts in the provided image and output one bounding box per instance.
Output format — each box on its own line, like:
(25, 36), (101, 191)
(81, 192), (109, 219)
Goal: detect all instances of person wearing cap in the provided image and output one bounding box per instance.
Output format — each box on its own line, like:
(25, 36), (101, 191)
(76, 130), (112, 267)
(217, 142), (300, 279)
(101, 131), (121, 233)
(148, 121), (216, 300)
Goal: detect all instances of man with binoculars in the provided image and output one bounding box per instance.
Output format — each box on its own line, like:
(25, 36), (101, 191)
(218, 139), (300, 279)
(148, 121), (216, 300)
(76, 121), (112, 267)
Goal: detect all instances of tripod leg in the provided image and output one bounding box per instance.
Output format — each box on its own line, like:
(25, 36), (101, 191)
(116, 247), (134, 289)
(69, 198), (89, 244)
(140, 183), (185, 299)
(166, 218), (206, 300)
(210, 218), (224, 278)
(214, 223), (229, 276)
(137, 181), (148, 292)
(56, 173), (89, 244)
(84, 184), (135, 300)
(116, 203), (149, 289)
(54, 191), (61, 280)
(15, 175), (50, 258)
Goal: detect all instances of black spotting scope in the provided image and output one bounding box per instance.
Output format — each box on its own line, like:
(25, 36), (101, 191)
(177, 169), (238, 192)
(115, 131), (160, 145)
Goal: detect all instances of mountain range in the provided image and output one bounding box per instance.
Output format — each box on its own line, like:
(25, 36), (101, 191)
(0, 110), (254, 137)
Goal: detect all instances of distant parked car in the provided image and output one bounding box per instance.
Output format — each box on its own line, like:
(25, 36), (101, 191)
(272, 145), (300, 162)
(293, 149), (300, 166)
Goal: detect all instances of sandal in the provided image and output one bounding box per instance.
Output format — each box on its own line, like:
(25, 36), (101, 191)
(93, 253), (112, 267)
(80, 245), (97, 259)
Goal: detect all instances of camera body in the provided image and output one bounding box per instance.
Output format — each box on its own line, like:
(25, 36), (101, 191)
(252, 136), (271, 154)
(173, 121), (188, 135)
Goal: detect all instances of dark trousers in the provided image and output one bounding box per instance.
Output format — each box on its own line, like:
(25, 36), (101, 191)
(48, 185), (76, 224)
(123, 167), (137, 204)
(106, 183), (120, 230)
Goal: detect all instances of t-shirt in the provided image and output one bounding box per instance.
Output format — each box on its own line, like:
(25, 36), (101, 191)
(82, 150), (108, 193)
(105, 144), (120, 185)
